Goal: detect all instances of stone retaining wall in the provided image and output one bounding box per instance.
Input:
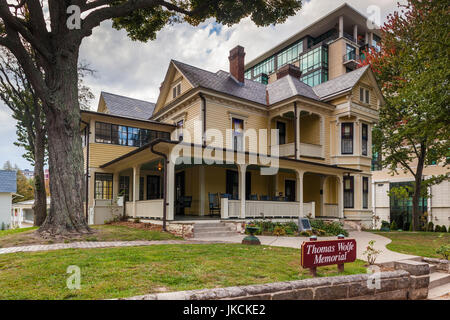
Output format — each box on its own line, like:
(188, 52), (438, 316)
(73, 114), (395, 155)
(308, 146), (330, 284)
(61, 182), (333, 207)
(122, 268), (429, 300)
(422, 257), (450, 273)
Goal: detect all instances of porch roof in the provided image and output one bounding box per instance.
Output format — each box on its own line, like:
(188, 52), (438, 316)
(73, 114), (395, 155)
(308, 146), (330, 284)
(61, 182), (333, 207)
(100, 139), (361, 174)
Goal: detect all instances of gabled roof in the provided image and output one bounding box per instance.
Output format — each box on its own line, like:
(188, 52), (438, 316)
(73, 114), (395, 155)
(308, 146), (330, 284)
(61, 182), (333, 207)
(172, 60), (267, 105)
(267, 75), (320, 104)
(0, 170), (17, 193)
(313, 65), (370, 100)
(101, 91), (156, 120)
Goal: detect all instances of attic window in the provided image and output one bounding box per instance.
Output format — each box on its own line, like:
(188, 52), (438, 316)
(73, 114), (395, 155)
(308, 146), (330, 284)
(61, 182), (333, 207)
(360, 87), (370, 104)
(172, 83), (181, 99)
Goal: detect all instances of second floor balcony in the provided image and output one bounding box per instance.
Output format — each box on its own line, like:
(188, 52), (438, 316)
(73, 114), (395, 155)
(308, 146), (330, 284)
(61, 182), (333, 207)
(271, 111), (324, 159)
(343, 51), (360, 70)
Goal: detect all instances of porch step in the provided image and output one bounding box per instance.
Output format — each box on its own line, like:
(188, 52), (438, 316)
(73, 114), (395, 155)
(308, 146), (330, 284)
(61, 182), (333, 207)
(429, 272), (450, 290)
(193, 222), (238, 238)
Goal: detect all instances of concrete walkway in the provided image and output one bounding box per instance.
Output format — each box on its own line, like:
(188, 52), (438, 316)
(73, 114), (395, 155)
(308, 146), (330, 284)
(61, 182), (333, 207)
(0, 239), (225, 255)
(193, 231), (418, 263)
(0, 231), (417, 264)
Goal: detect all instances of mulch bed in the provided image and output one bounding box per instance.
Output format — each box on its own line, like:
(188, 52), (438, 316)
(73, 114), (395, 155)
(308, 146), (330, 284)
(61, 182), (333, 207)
(108, 221), (163, 231)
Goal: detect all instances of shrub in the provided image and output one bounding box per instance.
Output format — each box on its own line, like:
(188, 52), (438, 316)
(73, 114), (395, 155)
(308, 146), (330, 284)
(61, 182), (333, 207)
(134, 218), (141, 224)
(441, 225), (447, 233)
(390, 221), (398, 231)
(403, 222), (410, 231)
(273, 226), (286, 236)
(310, 220), (348, 237)
(380, 220), (390, 231)
(436, 245), (450, 260)
(426, 222), (434, 232)
(435, 225), (441, 232)
(363, 240), (382, 265)
(312, 228), (326, 236)
(300, 231), (312, 237)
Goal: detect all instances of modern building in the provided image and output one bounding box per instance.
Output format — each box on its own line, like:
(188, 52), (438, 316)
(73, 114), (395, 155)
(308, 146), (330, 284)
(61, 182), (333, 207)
(0, 170), (17, 229)
(371, 159), (450, 229)
(80, 4), (384, 229)
(244, 3), (381, 86)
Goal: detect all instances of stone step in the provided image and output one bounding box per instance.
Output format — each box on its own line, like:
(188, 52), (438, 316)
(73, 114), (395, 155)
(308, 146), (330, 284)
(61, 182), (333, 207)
(429, 272), (450, 289)
(194, 226), (233, 232)
(193, 222), (224, 229)
(429, 264), (437, 273)
(427, 282), (450, 300)
(194, 231), (238, 238)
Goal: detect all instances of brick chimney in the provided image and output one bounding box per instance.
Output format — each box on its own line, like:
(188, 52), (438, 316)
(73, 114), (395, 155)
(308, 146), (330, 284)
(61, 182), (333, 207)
(228, 46), (246, 84)
(276, 64), (302, 80)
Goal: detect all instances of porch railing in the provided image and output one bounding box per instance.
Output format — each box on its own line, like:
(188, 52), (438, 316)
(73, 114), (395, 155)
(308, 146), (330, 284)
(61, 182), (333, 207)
(278, 143), (295, 157)
(323, 204), (339, 217)
(126, 200), (164, 218)
(299, 142), (322, 158)
(222, 199), (315, 219)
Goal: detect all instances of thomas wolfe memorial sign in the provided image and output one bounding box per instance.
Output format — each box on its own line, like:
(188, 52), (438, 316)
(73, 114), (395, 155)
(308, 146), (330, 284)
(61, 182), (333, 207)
(301, 238), (357, 276)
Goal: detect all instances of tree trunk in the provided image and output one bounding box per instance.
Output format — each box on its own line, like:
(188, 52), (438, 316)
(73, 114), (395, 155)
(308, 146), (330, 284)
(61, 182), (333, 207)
(38, 50), (90, 236)
(411, 153), (425, 231)
(32, 152), (47, 226)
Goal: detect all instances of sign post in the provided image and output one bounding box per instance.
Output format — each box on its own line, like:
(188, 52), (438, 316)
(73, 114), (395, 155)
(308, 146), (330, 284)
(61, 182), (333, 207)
(301, 235), (356, 277)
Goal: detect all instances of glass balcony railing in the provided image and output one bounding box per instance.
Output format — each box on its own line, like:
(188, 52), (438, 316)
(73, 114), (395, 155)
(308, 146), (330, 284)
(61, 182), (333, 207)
(343, 51), (360, 63)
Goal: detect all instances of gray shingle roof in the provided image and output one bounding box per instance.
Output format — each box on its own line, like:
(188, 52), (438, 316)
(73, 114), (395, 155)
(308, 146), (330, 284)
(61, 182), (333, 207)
(0, 170), (17, 193)
(172, 60), (268, 105)
(101, 92), (156, 120)
(267, 75), (320, 104)
(313, 65), (370, 100)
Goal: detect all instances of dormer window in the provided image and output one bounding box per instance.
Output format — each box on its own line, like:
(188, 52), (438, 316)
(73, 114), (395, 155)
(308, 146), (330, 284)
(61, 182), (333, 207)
(172, 83), (181, 99)
(359, 87), (370, 104)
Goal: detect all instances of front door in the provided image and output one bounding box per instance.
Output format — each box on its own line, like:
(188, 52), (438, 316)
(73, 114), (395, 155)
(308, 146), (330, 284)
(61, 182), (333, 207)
(285, 180), (296, 202)
(175, 171), (185, 215)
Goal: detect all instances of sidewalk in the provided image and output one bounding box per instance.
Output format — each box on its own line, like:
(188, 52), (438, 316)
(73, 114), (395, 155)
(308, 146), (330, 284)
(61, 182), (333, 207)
(193, 231), (418, 263)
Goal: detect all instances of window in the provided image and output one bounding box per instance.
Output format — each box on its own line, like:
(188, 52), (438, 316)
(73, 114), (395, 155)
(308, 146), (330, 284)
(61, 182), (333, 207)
(139, 177), (144, 201)
(172, 83), (181, 99)
(372, 149), (382, 171)
(176, 120), (184, 141)
(362, 177), (369, 209)
(95, 122), (170, 147)
(300, 69), (328, 87)
(232, 118), (244, 151)
(360, 87), (370, 104)
(276, 121), (286, 145)
(95, 173), (113, 200)
(345, 44), (356, 61)
(254, 73), (269, 84)
(299, 46), (328, 74)
(119, 176), (130, 202)
(147, 175), (161, 200)
(226, 170), (239, 200)
(252, 57), (275, 78)
(343, 176), (354, 208)
(341, 123), (353, 154)
(362, 123), (368, 156)
(277, 40), (303, 68)
(95, 122), (112, 143)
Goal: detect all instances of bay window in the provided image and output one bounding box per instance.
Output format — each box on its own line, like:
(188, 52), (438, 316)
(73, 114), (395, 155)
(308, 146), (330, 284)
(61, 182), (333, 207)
(341, 123), (353, 154)
(343, 176), (354, 208)
(362, 123), (368, 156)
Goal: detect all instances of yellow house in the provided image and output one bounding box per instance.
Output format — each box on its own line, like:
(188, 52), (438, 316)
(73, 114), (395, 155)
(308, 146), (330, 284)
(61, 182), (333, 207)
(81, 43), (382, 229)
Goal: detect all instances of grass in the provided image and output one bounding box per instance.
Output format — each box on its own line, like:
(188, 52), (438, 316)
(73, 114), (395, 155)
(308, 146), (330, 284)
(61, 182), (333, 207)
(0, 243), (367, 300)
(372, 231), (450, 258)
(0, 224), (179, 248)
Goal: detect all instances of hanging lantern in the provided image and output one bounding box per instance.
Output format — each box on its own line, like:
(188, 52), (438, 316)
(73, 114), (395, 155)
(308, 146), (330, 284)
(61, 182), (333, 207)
(157, 161), (163, 171)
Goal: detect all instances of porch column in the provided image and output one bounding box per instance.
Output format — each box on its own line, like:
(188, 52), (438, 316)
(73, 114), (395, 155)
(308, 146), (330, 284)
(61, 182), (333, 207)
(296, 169), (304, 217)
(238, 164), (247, 219)
(320, 176), (326, 217)
(337, 175), (344, 219)
(353, 24), (358, 43)
(113, 172), (120, 200)
(296, 109), (301, 159)
(167, 160), (175, 220)
(132, 165), (141, 217)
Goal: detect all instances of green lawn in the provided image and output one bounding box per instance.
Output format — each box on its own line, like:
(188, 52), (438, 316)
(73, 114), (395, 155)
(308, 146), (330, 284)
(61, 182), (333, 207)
(0, 244), (367, 300)
(0, 224), (179, 248)
(372, 231), (450, 258)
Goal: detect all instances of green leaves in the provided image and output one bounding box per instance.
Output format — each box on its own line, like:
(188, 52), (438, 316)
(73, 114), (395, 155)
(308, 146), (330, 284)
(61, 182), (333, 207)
(111, 0), (302, 42)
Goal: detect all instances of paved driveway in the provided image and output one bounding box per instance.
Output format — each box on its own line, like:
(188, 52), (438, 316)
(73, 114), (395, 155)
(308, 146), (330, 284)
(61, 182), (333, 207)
(195, 231), (418, 263)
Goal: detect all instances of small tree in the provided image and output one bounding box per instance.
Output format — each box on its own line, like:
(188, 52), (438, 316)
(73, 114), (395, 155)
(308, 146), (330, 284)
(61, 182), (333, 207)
(362, 0), (450, 231)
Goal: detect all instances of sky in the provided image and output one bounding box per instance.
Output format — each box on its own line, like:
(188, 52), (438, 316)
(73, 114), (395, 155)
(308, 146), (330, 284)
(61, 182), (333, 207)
(0, 0), (403, 171)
